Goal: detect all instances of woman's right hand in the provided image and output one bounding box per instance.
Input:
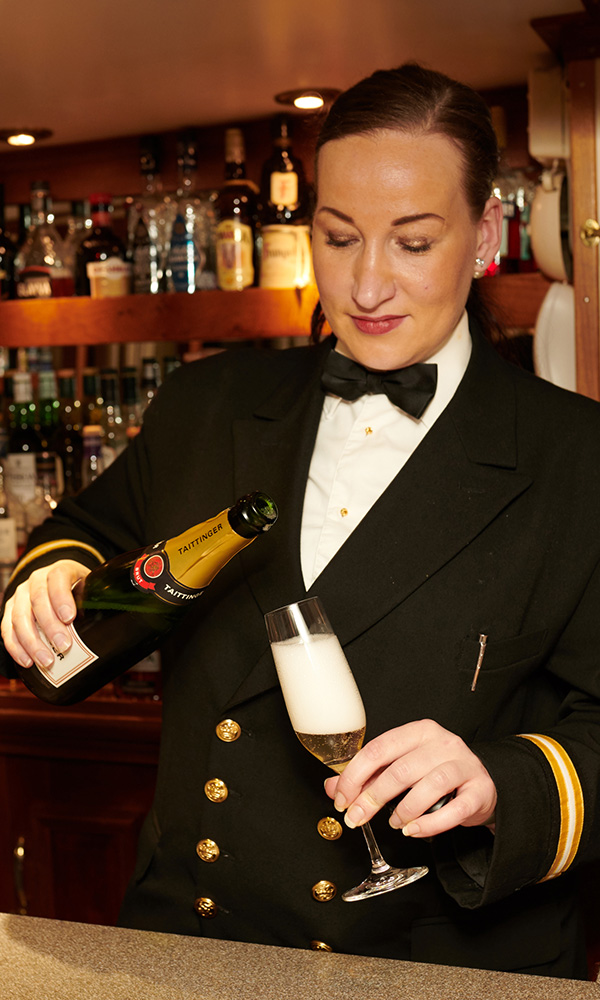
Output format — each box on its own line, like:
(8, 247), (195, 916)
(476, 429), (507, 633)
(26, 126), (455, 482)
(0, 560), (91, 669)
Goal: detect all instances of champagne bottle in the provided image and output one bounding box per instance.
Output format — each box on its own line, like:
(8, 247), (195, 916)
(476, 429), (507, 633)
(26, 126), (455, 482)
(13, 491), (278, 705)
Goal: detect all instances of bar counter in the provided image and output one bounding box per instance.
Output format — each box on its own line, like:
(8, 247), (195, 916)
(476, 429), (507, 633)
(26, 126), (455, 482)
(0, 912), (597, 999)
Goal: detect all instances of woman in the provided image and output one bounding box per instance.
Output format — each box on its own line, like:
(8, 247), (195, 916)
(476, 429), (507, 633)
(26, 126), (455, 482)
(3, 65), (600, 979)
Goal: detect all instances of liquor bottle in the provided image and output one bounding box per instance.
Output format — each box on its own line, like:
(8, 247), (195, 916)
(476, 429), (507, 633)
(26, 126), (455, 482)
(99, 368), (127, 462)
(128, 135), (166, 295)
(81, 368), (103, 425)
(37, 369), (61, 450)
(0, 465), (18, 600)
(0, 183), (16, 300)
(120, 366), (143, 435)
(164, 130), (217, 293)
(4, 371), (42, 503)
(258, 115), (313, 289)
(15, 181), (74, 299)
(75, 194), (131, 297)
(15, 491), (278, 705)
(61, 200), (90, 277)
(51, 370), (84, 497)
(81, 425), (104, 489)
(140, 356), (161, 413)
(214, 128), (259, 291)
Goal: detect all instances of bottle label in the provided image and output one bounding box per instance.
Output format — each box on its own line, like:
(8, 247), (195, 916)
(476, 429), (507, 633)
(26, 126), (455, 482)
(17, 267), (53, 299)
(270, 171), (298, 208)
(131, 541), (205, 604)
(259, 225), (313, 289)
(86, 258), (132, 297)
(3, 453), (37, 503)
(0, 517), (17, 563)
(216, 221), (254, 290)
(167, 214), (206, 293)
(35, 621), (99, 688)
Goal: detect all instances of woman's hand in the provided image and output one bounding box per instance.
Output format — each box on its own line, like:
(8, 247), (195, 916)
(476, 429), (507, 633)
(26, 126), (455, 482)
(0, 561), (91, 670)
(324, 719), (497, 838)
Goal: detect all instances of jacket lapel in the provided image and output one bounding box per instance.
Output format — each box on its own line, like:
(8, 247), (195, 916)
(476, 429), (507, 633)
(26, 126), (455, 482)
(225, 329), (532, 710)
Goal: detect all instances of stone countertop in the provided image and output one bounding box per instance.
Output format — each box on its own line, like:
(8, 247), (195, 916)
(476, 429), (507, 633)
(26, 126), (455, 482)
(0, 912), (597, 1000)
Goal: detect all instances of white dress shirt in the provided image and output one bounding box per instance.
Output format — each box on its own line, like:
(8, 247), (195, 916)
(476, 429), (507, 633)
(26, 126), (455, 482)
(300, 312), (472, 589)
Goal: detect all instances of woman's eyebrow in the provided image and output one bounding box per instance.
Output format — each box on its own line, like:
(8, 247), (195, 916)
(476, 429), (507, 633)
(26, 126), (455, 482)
(315, 206), (444, 226)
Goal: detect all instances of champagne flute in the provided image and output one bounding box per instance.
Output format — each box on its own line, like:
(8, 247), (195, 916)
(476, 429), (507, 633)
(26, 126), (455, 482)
(265, 595), (429, 902)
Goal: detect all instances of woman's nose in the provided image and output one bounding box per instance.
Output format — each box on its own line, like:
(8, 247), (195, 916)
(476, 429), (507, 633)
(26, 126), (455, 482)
(351, 246), (396, 311)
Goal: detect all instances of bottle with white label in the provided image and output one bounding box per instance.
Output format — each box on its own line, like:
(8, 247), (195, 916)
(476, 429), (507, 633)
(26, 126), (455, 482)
(258, 115), (313, 290)
(4, 371), (42, 543)
(214, 128), (259, 291)
(75, 194), (132, 297)
(14, 491), (278, 705)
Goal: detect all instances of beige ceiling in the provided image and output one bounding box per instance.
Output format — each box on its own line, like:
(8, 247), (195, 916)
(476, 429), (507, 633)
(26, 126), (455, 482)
(0, 0), (583, 149)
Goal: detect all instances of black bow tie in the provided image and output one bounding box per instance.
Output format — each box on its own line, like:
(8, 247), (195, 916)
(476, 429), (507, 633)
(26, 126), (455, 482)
(321, 351), (438, 419)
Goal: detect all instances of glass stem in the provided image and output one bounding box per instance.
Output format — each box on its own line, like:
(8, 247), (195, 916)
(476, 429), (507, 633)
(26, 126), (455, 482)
(361, 821), (391, 875)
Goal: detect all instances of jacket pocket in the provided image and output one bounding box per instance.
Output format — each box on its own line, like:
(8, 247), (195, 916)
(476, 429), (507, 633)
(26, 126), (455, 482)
(458, 628), (548, 687)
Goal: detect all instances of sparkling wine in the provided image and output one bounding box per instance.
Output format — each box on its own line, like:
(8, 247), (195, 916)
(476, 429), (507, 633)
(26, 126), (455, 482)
(270, 631), (366, 765)
(14, 492), (277, 705)
(295, 727), (366, 773)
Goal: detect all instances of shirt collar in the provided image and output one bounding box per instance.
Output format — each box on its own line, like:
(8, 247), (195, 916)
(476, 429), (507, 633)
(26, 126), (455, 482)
(322, 311), (472, 424)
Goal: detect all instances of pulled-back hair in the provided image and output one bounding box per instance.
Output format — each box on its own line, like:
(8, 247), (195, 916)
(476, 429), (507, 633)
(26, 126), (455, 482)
(311, 63), (510, 353)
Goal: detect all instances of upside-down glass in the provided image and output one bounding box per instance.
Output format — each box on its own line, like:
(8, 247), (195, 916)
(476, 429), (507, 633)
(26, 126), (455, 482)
(265, 595), (429, 901)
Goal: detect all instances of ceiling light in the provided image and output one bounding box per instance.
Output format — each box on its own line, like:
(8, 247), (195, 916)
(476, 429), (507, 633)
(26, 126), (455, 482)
(0, 128), (53, 146)
(275, 88), (341, 111)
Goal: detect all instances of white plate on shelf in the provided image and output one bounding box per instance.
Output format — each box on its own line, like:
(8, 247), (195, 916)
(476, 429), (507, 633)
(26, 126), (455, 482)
(533, 281), (576, 392)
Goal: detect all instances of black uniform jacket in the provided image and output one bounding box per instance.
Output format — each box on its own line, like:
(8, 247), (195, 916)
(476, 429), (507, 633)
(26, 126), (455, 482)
(4, 321), (600, 978)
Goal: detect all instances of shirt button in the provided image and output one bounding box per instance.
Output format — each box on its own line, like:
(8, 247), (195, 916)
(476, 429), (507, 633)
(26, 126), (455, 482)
(216, 719), (241, 742)
(365, 426), (373, 436)
(317, 817), (343, 840)
(196, 838), (220, 862)
(312, 880), (337, 902)
(194, 897), (218, 918)
(204, 778), (228, 802)
(310, 940), (334, 952)
(340, 508), (348, 518)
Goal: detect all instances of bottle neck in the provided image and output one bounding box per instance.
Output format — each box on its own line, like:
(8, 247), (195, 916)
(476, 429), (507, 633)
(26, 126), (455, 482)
(164, 508), (256, 591)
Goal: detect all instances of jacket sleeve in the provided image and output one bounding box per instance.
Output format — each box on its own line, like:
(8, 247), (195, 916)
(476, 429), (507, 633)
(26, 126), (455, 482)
(0, 398), (155, 678)
(433, 555), (600, 908)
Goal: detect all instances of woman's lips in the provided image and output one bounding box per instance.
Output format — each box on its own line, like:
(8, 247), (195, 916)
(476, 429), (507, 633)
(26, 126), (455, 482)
(351, 315), (406, 335)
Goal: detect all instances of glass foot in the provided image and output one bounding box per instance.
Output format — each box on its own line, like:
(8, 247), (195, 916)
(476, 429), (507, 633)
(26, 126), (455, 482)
(342, 864), (429, 902)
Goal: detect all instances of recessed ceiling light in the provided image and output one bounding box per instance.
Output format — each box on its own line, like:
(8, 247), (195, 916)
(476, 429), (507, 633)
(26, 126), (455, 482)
(0, 128), (53, 146)
(275, 88), (340, 111)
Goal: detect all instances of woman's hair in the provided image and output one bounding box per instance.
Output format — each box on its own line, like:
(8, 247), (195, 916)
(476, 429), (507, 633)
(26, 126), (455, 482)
(311, 63), (512, 356)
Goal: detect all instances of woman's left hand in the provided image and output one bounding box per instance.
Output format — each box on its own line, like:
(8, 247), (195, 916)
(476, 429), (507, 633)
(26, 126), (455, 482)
(324, 719), (497, 838)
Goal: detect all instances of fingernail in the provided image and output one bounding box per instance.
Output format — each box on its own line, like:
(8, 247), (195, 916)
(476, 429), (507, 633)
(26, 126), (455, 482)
(52, 633), (70, 653)
(18, 654), (33, 668)
(344, 804), (364, 829)
(334, 793), (347, 813)
(389, 815), (402, 830)
(58, 605), (74, 623)
(402, 822), (420, 837)
(35, 650), (55, 670)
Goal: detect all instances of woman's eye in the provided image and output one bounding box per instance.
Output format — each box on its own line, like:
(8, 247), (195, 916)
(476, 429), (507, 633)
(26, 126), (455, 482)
(325, 232), (357, 248)
(400, 241), (432, 254)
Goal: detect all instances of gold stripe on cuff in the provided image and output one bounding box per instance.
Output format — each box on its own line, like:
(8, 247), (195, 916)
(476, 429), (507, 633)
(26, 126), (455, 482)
(519, 733), (584, 881)
(8, 539), (106, 585)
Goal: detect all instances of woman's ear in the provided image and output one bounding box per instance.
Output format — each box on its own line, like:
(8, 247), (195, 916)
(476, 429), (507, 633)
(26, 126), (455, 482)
(475, 196), (504, 271)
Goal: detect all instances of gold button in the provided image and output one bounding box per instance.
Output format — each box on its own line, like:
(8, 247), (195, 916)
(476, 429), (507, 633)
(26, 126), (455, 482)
(310, 940), (334, 952)
(365, 426), (373, 436)
(194, 897), (218, 918)
(196, 838), (220, 862)
(204, 778), (228, 802)
(317, 817), (343, 841)
(340, 508), (348, 518)
(312, 880), (337, 902)
(216, 719), (241, 742)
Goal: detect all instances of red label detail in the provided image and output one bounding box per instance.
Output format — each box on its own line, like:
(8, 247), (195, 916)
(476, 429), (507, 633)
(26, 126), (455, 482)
(144, 554), (164, 579)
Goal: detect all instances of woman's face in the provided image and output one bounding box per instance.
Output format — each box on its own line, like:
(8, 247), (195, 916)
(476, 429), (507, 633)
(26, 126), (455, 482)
(312, 129), (502, 370)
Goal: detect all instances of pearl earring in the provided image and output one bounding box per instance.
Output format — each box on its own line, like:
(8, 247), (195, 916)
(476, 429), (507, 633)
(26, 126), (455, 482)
(474, 256), (486, 278)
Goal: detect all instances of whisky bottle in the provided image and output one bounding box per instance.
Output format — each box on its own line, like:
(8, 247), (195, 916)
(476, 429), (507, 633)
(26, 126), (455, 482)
(14, 491), (278, 705)
(214, 128), (259, 290)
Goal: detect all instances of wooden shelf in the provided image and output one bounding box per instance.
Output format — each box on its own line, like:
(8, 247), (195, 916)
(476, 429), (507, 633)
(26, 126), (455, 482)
(0, 273), (550, 349)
